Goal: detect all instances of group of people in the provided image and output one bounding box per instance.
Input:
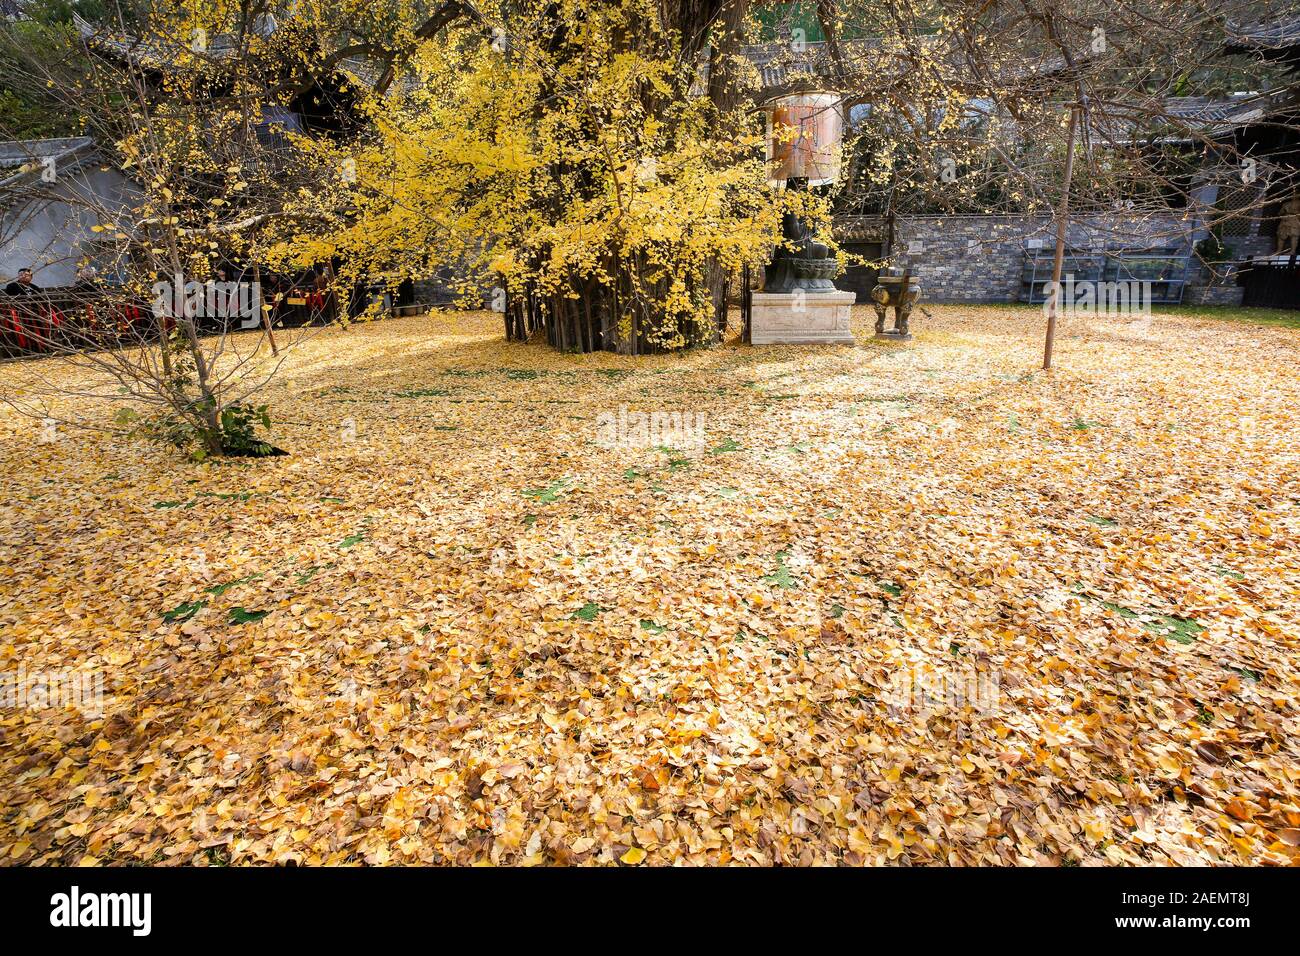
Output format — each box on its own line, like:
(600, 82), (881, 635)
(258, 266), (341, 327)
(3, 267), (66, 353)
(2, 267), (57, 354)
(2, 266), (154, 355)
(2, 261), (386, 355)
(3, 265), (101, 298)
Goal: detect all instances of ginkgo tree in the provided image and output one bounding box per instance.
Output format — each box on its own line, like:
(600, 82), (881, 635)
(7, 0), (1290, 378)
(276, 0), (1291, 356)
(276, 0), (825, 355)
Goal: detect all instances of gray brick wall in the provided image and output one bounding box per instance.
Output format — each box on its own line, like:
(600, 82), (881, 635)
(832, 213), (1267, 305)
(1184, 262), (1245, 306)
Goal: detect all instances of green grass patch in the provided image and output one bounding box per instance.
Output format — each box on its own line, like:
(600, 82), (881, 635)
(205, 573), (263, 596)
(393, 387), (451, 398)
(1099, 600), (1139, 619)
(571, 602), (605, 622)
(196, 491), (256, 503)
(761, 550), (796, 589)
(1147, 614), (1204, 645)
(295, 565), (327, 585)
(523, 478), (570, 503)
(1093, 596), (1203, 644)
(1154, 305), (1300, 330)
(162, 600), (204, 623)
(228, 607), (270, 625)
(155, 491), (258, 509)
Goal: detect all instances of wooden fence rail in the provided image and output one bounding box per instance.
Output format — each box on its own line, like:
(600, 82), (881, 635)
(1240, 257), (1300, 309)
(1, 292), (162, 358)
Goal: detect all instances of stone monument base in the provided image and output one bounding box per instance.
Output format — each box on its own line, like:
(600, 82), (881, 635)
(874, 329), (913, 342)
(749, 290), (857, 345)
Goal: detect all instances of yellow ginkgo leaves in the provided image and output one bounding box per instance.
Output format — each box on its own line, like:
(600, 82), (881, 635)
(1, 305), (1298, 867)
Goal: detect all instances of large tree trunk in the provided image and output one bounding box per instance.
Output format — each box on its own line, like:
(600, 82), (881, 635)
(708, 0), (750, 113)
(515, 0), (746, 353)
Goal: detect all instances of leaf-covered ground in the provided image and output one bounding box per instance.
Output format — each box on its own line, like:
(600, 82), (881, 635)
(2, 305), (1298, 866)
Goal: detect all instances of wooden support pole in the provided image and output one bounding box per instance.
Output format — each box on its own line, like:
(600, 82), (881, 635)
(252, 261), (278, 356)
(1044, 105), (1079, 372)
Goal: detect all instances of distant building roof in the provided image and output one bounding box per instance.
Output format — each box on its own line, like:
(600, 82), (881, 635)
(0, 137), (98, 187)
(0, 136), (94, 167)
(72, 11), (241, 67)
(1227, 16), (1300, 49)
(1160, 94), (1277, 130)
(72, 11), (389, 97)
(742, 39), (879, 93)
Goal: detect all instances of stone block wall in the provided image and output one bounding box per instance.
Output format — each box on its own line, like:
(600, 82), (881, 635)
(1185, 275), (1245, 306)
(890, 216), (1044, 302)
(1233, 235), (1277, 259)
(832, 212), (1263, 305)
(1183, 259), (1245, 306)
(412, 271), (492, 309)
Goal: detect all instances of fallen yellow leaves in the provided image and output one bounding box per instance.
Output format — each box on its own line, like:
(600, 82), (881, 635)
(0, 306), (1297, 866)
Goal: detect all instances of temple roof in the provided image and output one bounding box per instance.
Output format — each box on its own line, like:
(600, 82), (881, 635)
(0, 137), (98, 188)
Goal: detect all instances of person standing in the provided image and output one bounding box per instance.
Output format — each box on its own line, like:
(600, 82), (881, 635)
(4, 267), (40, 297)
(3, 268), (47, 352)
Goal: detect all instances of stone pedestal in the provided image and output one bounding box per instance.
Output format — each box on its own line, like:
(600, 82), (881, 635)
(750, 290), (857, 345)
